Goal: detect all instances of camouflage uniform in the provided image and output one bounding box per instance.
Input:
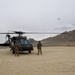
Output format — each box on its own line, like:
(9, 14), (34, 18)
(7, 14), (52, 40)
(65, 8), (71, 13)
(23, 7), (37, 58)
(14, 41), (19, 56)
(37, 41), (42, 55)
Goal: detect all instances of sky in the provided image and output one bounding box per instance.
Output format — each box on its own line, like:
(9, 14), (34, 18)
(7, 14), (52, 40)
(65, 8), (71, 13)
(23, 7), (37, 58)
(0, 0), (75, 43)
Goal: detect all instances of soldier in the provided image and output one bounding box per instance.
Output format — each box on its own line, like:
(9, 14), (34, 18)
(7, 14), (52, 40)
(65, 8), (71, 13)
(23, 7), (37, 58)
(37, 41), (42, 55)
(14, 40), (19, 56)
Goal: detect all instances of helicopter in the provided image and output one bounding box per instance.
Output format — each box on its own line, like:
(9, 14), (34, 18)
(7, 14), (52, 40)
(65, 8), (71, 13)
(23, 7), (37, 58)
(0, 31), (34, 54)
(0, 31), (60, 54)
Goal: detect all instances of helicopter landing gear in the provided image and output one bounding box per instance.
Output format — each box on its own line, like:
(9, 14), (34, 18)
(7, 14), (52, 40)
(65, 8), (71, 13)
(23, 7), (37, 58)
(29, 50), (31, 53)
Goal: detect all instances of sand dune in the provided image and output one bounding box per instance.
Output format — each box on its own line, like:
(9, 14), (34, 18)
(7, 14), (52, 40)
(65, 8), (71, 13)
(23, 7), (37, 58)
(0, 47), (75, 75)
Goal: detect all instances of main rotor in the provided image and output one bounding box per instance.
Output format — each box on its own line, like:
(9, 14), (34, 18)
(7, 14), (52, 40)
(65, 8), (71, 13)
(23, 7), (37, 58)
(0, 31), (61, 36)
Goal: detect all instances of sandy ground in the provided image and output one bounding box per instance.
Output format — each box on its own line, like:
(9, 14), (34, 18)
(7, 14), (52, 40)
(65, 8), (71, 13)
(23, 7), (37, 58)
(0, 47), (75, 75)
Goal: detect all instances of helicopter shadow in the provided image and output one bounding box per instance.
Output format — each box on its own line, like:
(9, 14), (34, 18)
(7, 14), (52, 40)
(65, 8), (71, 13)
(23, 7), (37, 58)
(19, 51), (37, 56)
(19, 51), (29, 55)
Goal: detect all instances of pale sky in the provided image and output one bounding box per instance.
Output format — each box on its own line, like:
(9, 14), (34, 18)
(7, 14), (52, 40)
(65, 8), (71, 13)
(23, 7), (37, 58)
(0, 0), (75, 43)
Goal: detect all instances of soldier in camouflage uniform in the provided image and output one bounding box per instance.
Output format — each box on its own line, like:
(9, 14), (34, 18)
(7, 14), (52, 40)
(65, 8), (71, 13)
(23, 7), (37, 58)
(14, 41), (19, 56)
(37, 41), (42, 55)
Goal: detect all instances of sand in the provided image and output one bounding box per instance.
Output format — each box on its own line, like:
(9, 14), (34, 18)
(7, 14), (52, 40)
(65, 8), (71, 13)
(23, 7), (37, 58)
(0, 46), (75, 75)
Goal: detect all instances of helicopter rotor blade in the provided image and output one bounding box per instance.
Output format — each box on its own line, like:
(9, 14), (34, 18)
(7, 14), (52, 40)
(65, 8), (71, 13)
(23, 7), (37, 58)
(13, 31), (61, 34)
(23, 32), (60, 34)
(0, 32), (14, 34)
(10, 30), (61, 34)
(0, 31), (61, 34)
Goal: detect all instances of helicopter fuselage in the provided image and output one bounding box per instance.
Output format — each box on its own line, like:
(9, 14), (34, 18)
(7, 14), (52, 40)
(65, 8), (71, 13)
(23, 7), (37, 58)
(10, 36), (33, 54)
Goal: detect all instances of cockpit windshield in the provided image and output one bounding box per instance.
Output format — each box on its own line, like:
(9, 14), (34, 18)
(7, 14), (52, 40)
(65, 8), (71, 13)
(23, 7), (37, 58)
(20, 39), (32, 44)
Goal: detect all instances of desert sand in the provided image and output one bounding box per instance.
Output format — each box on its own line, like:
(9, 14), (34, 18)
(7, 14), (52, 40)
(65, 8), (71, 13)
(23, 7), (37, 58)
(0, 46), (75, 75)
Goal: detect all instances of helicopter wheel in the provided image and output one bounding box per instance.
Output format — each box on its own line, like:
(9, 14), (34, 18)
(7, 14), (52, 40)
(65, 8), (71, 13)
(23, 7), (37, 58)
(29, 50), (31, 53)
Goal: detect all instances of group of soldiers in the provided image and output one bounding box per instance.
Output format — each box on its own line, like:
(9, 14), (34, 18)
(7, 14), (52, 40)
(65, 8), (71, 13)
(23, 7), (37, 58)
(14, 41), (42, 56)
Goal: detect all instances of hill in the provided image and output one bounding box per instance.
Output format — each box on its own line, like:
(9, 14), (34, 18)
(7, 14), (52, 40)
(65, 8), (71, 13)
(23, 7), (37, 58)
(41, 30), (75, 46)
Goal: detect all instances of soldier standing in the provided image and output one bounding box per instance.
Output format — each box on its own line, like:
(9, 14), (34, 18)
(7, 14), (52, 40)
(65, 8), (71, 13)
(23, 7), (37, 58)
(14, 41), (19, 56)
(37, 41), (42, 55)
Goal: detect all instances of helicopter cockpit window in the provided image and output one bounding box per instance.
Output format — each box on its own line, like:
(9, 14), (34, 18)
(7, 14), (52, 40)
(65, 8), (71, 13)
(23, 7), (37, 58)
(20, 39), (29, 44)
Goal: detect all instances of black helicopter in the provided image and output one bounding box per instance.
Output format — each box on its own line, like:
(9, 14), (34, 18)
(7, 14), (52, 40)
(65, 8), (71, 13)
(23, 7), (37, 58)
(0, 31), (60, 54)
(0, 31), (34, 54)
